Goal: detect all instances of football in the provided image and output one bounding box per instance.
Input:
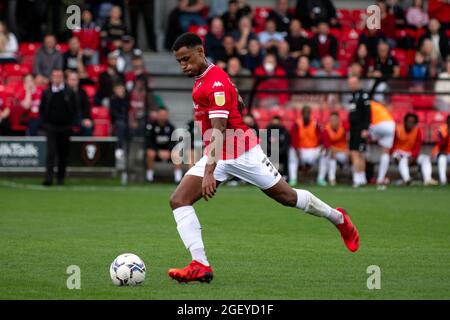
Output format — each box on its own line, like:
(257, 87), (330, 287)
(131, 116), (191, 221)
(109, 253), (146, 286)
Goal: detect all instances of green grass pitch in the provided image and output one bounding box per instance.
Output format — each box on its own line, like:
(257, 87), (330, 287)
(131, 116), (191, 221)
(1, 178), (450, 300)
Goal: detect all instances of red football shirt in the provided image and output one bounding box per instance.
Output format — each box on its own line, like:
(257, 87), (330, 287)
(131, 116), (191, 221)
(16, 87), (44, 120)
(192, 64), (258, 160)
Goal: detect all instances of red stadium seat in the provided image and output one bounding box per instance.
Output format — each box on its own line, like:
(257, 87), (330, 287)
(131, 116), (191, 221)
(20, 55), (34, 71)
(55, 43), (69, 53)
(73, 29), (101, 50)
(329, 28), (342, 40)
(426, 111), (449, 124)
(311, 109), (322, 122)
(252, 108), (271, 122)
(82, 85), (97, 105)
(187, 25), (209, 42)
(93, 120), (111, 137)
(253, 7), (273, 33)
(406, 49), (416, 65)
(392, 48), (407, 62)
(415, 110), (427, 123)
(3, 64), (31, 77)
(412, 95), (435, 109)
(86, 64), (107, 83)
(284, 108), (297, 121)
(91, 106), (110, 120)
(18, 42), (41, 57)
(391, 95), (412, 108)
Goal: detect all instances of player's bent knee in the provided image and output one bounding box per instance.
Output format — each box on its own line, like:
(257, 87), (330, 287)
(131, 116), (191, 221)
(169, 193), (189, 210)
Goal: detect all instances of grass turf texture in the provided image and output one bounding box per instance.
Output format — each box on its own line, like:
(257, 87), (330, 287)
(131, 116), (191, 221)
(1, 178), (449, 300)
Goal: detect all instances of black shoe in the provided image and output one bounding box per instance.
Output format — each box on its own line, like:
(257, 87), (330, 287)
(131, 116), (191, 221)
(56, 179), (65, 186)
(42, 180), (53, 187)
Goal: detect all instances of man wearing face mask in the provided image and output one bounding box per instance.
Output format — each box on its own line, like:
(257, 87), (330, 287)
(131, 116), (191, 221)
(254, 52), (290, 109)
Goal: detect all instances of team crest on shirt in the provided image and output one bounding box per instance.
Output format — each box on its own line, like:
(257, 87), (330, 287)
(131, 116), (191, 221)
(214, 92), (226, 106)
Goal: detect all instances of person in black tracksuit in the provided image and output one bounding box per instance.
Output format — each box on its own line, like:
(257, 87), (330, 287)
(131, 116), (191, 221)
(40, 70), (79, 186)
(145, 106), (182, 183)
(347, 76), (371, 187)
(266, 116), (291, 181)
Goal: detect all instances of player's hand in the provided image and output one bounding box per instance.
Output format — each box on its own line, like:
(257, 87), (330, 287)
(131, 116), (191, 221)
(361, 130), (369, 139)
(202, 173), (216, 201)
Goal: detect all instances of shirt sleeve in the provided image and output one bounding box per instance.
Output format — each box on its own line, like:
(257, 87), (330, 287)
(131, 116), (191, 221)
(206, 76), (233, 120)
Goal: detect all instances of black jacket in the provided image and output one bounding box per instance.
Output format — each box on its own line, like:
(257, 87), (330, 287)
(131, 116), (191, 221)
(40, 87), (79, 127)
(419, 30), (449, 61)
(348, 90), (371, 131)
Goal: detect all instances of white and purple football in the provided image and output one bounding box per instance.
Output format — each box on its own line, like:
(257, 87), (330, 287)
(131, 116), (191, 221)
(110, 253), (146, 286)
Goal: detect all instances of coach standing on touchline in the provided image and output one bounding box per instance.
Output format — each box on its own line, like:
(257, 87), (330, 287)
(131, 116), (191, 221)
(40, 70), (79, 186)
(347, 76), (371, 188)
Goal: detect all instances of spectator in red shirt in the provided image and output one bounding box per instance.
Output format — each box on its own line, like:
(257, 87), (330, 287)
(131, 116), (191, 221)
(19, 74), (44, 136)
(254, 53), (290, 108)
(378, 0), (397, 46)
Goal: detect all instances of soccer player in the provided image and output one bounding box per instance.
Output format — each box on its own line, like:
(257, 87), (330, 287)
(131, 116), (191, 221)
(288, 106), (327, 186)
(167, 33), (360, 284)
(433, 115), (450, 185)
(369, 100), (396, 188)
(392, 113), (437, 186)
(347, 76), (370, 187)
(322, 112), (349, 186)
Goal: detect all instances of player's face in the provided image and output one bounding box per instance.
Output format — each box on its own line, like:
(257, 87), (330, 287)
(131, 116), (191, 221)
(302, 109), (311, 122)
(174, 46), (205, 78)
(330, 115), (340, 129)
(405, 117), (417, 131)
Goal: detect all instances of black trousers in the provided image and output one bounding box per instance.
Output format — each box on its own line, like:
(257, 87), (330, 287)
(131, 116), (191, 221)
(44, 125), (72, 182)
(128, 1), (156, 51)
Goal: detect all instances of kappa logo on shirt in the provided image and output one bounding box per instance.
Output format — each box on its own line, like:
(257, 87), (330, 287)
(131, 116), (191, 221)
(212, 81), (224, 88)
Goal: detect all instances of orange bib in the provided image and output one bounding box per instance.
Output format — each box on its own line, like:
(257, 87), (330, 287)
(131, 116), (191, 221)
(432, 125), (450, 156)
(297, 119), (319, 148)
(371, 101), (394, 125)
(393, 125), (418, 153)
(325, 124), (347, 151)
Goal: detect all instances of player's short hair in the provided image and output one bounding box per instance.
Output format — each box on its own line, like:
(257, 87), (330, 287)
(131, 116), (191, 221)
(171, 33), (203, 52)
(404, 112), (418, 124)
(272, 115), (282, 121)
(330, 111), (339, 118)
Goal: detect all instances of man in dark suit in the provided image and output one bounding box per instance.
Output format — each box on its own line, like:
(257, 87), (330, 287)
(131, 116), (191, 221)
(40, 70), (79, 186)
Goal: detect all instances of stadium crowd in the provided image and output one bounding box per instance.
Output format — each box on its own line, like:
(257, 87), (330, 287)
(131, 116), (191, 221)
(0, 0), (449, 186)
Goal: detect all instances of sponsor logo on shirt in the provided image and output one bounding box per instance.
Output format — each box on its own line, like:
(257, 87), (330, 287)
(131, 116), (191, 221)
(212, 81), (224, 88)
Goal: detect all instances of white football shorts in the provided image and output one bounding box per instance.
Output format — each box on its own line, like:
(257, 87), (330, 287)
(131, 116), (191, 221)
(369, 121), (396, 149)
(186, 144), (282, 190)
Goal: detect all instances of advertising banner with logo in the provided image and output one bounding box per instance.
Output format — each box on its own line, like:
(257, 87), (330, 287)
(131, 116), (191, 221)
(0, 137), (117, 172)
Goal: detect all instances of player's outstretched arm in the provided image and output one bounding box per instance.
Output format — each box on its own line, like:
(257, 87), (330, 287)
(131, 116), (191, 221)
(203, 118), (227, 201)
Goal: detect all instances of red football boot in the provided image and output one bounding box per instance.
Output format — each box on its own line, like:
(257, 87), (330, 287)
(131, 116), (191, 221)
(336, 208), (360, 252)
(168, 260), (214, 283)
